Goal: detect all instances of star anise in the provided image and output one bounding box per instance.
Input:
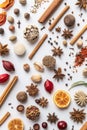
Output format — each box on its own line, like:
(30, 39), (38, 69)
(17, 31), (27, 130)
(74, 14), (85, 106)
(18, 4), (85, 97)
(47, 113), (58, 123)
(35, 97), (48, 108)
(76, 0), (87, 10)
(53, 68), (65, 81)
(26, 83), (39, 96)
(70, 108), (86, 123)
(62, 29), (73, 39)
(0, 43), (9, 56)
(52, 46), (63, 57)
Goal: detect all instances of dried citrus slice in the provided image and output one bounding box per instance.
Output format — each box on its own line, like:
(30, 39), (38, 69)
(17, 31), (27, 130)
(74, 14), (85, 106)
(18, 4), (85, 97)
(53, 90), (71, 108)
(8, 118), (24, 130)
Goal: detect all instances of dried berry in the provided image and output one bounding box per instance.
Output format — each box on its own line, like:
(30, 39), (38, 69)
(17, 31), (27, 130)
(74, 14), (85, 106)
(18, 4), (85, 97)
(2, 60), (15, 72)
(57, 121), (67, 129)
(33, 123), (40, 130)
(16, 91), (27, 103)
(16, 104), (24, 112)
(42, 122), (48, 129)
(0, 73), (10, 83)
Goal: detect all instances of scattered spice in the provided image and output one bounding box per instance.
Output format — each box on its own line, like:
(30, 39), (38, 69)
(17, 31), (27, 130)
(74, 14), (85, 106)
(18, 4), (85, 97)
(7, 16), (14, 23)
(52, 46), (63, 57)
(9, 25), (15, 32)
(0, 28), (4, 35)
(16, 104), (25, 112)
(62, 29), (73, 39)
(16, 91), (27, 103)
(26, 83), (39, 96)
(23, 63), (30, 72)
(17, 20), (21, 28)
(55, 27), (61, 32)
(33, 123), (40, 130)
(24, 13), (30, 19)
(35, 97), (48, 107)
(53, 68), (65, 81)
(14, 8), (20, 15)
(19, 0), (26, 5)
(47, 113), (58, 124)
(70, 108), (86, 123)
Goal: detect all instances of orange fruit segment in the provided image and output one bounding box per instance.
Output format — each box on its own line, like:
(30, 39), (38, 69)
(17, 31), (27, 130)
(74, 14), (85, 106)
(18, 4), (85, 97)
(53, 90), (71, 108)
(8, 118), (24, 130)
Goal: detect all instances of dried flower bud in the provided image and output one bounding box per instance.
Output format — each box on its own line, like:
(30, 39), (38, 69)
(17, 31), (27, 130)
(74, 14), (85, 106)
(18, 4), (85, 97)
(2, 60), (15, 72)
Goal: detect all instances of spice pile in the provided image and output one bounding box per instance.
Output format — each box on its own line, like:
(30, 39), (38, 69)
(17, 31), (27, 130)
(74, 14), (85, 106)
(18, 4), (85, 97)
(0, 0), (87, 130)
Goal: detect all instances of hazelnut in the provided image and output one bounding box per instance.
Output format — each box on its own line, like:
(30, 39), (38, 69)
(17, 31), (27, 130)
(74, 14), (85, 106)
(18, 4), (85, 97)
(14, 8), (20, 15)
(9, 25), (15, 32)
(24, 13), (30, 19)
(23, 63), (30, 72)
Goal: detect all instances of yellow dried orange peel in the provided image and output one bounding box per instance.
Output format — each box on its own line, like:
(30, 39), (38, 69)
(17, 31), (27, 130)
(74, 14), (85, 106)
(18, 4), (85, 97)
(0, 0), (9, 8)
(8, 118), (24, 130)
(53, 90), (71, 108)
(0, 0), (14, 10)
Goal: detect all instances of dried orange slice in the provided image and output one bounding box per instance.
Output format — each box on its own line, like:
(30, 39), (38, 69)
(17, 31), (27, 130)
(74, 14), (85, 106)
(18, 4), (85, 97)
(8, 118), (24, 130)
(53, 90), (71, 108)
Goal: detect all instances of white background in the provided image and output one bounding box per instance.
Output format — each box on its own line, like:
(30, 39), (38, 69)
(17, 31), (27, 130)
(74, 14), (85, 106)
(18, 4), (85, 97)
(0, 0), (87, 130)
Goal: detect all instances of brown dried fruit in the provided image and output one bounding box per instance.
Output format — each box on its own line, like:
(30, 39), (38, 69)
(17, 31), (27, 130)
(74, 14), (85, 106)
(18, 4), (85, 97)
(14, 8), (20, 15)
(26, 105), (40, 121)
(23, 63), (30, 72)
(16, 104), (24, 112)
(24, 13), (30, 19)
(16, 91), (27, 103)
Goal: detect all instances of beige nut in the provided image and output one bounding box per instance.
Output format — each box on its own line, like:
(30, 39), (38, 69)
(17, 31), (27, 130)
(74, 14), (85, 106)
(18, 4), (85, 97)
(77, 39), (83, 48)
(9, 36), (17, 41)
(7, 16), (14, 23)
(34, 62), (44, 72)
(62, 40), (67, 46)
(31, 75), (42, 83)
(83, 68), (87, 77)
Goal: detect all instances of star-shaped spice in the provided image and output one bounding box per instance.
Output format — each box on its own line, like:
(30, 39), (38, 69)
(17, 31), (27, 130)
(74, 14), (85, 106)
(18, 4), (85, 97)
(70, 108), (86, 123)
(26, 83), (39, 96)
(0, 43), (9, 56)
(52, 46), (63, 57)
(47, 113), (58, 123)
(53, 68), (65, 81)
(76, 0), (87, 10)
(62, 29), (73, 39)
(35, 97), (48, 108)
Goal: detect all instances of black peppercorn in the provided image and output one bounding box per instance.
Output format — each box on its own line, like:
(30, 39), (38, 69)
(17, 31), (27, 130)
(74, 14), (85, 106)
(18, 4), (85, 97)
(0, 28), (4, 34)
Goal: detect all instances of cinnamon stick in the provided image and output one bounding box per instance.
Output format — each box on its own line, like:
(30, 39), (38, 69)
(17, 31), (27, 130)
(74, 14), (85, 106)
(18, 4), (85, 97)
(0, 112), (10, 126)
(48, 5), (70, 31)
(29, 34), (48, 60)
(38, 0), (63, 23)
(0, 76), (18, 107)
(80, 122), (87, 130)
(70, 24), (87, 45)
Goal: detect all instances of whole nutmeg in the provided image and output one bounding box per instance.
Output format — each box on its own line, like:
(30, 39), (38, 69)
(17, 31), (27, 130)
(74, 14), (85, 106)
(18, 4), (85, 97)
(19, 0), (26, 5)
(24, 13), (30, 19)
(0, 28), (4, 35)
(16, 91), (27, 103)
(14, 8), (20, 15)
(7, 16), (14, 23)
(64, 14), (75, 27)
(9, 25), (15, 32)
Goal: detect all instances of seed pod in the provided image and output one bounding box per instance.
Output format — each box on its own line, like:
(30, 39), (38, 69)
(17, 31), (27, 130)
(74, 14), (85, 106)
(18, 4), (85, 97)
(31, 75), (42, 83)
(34, 62), (44, 72)
(2, 60), (15, 71)
(0, 73), (10, 83)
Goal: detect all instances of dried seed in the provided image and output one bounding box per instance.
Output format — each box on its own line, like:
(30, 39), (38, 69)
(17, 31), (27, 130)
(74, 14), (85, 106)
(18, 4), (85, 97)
(9, 36), (17, 41)
(23, 63), (30, 72)
(7, 16), (14, 23)
(31, 75), (42, 83)
(34, 62), (44, 72)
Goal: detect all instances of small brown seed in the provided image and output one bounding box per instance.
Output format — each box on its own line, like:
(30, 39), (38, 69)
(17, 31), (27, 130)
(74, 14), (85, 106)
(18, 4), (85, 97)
(24, 13), (30, 19)
(23, 63), (30, 72)
(9, 25), (15, 32)
(14, 8), (20, 15)
(7, 16), (14, 23)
